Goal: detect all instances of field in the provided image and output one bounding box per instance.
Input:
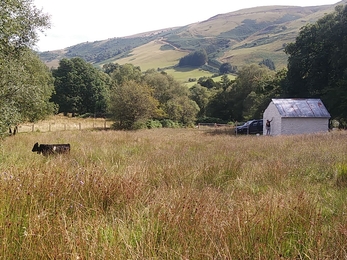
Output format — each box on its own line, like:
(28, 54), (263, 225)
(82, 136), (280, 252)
(1, 120), (347, 259)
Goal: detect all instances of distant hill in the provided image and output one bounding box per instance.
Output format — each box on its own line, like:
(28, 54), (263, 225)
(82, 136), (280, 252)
(39, 1), (347, 80)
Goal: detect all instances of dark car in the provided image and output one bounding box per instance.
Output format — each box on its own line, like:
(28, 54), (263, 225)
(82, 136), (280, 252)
(235, 119), (263, 135)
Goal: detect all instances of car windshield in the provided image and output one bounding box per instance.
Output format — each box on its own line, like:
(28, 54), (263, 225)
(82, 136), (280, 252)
(243, 121), (252, 126)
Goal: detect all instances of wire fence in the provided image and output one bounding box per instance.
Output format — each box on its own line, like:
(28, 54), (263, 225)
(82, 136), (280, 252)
(14, 120), (242, 134)
(16, 120), (111, 133)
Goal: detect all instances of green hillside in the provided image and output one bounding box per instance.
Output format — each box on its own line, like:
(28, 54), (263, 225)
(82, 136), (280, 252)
(39, 1), (346, 81)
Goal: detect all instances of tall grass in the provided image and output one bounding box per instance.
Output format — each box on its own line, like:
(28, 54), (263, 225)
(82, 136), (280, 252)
(1, 127), (347, 259)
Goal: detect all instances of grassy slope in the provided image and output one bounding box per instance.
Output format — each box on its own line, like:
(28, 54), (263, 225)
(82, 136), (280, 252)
(216, 6), (334, 69)
(111, 40), (188, 71)
(1, 122), (347, 258)
(113, 40), (220, 83)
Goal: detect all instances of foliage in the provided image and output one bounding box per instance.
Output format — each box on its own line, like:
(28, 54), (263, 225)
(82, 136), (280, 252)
(206, 88), (235, 122)
(160, 119), (180, 128)
(285, 5), (347, 121)
(178, 49), (208, 67)
(219, 62), (237, 74)
(246, 68), (285, 118)
(103, 65), (200, 129)
(0, 0), (50, 52)
(198, 77), (216, 89)
(219, 74), (234, 91)
(164, 96), (200, 126)
(189, 84), (214, 118)
(0, 49), (56, 126)
(229, 64), (275, 120)
(146, 120), (162, 129)
(51, 57), (111, 116)
(0, 0), (53, 135)
(142, 70), (199, 125)
(142, 70), (187, 104)
(109, 80), (161, 130)
(206, 64), (276, 122)
(103, 63), (142, 85)
(65, 37), (153, 63)
(259, 58), (276, 70)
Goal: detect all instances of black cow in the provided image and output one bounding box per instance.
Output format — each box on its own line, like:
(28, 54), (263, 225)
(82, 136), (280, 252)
(32, 142), (70, 156)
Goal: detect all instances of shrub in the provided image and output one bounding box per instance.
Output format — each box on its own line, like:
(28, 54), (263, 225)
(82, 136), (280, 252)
(146, 120), (162, 129)
(160, 119), (180, 128)
(132, 120), (148, 130)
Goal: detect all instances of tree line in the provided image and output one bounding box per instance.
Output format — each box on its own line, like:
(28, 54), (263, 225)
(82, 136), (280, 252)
(2, 1), (347, 135)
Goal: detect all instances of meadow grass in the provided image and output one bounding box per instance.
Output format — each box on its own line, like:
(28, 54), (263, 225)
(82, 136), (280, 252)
(1, 125), (347, 259)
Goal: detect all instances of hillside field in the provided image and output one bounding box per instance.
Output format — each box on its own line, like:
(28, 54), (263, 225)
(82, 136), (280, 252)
(1, 119), (347, 258)
(108, 40), (219, 84)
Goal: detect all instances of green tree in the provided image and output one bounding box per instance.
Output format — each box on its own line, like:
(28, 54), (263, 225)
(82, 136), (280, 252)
(206, 89), (234, 122)
(164, 96), (200, 126)
(0, 0), (53, 135)
(203, 74), (235, 121)
(285, 5), (347, 121)
(103, 63), (142, 85)
(178, 49), (208, 67)
(52, 58), (111, 116)
(109, 81), (161, 130)
(206, 64), (275, 122)
(0, 0), (50, 53)
(189, 84), (213, 118)
(245, 69), (285, 119)
(219, 62), (237, 74)
(142, 69), (199, 125)
(231, 64), (274, 120)
(198, 78), (216, 89)
(106, 66), (199, 127)
(0, 49), (56, 132)
(220, 74), (233, 91)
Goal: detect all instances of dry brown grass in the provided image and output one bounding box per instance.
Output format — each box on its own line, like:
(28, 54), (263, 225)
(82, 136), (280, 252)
(18, 115), (110, 133)
(1, 125), (347, 259)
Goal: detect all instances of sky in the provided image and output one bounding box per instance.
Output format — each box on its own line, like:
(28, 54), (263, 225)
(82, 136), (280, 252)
(33, 0), (342, 52)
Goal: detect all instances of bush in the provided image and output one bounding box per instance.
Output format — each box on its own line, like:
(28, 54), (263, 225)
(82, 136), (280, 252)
(146, 120), (162, 129)
(160, 119), (180, 128)
(132, 120), (148, 130)
(112, 120), (147, 130)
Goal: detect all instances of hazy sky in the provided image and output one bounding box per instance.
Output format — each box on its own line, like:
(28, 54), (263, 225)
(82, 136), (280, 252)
(33, 0), (341, 52)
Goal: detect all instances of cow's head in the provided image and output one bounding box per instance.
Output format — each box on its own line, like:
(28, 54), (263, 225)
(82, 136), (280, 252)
(32, 142), (41, 154)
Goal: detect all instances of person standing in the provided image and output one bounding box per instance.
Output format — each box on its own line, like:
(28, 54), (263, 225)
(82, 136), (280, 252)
(266, 118), (273, 135)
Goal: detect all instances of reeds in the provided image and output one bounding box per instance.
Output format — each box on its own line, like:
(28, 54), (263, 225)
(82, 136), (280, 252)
(0, 128), (347, 259)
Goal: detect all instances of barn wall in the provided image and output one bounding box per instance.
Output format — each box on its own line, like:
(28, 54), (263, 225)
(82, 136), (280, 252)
(263, 102), (281, 135)
(281, 118), (329, 135)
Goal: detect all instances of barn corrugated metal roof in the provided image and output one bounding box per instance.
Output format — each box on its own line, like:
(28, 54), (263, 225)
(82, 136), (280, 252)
(272, 98), (331, 118)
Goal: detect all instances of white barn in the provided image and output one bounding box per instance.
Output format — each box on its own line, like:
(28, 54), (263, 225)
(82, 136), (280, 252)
(263, 98), (331, 136)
